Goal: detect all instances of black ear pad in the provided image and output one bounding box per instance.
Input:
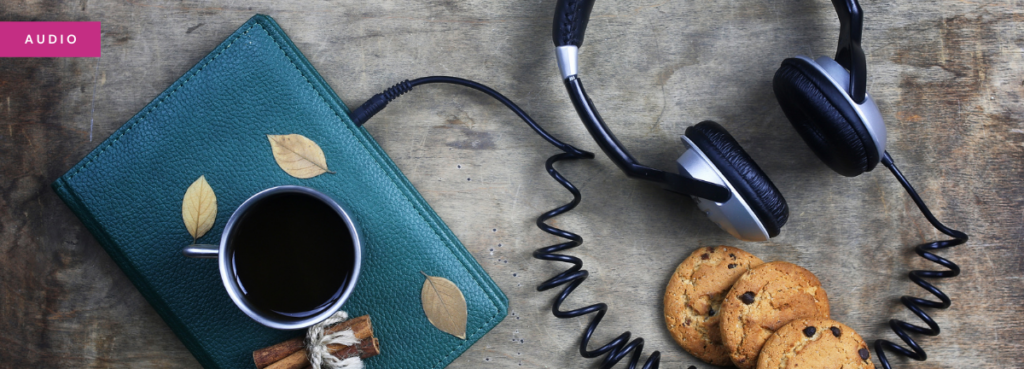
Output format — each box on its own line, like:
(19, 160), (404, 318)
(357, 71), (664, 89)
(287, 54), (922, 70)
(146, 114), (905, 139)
(773, 58), (879, 177)
(684, 121), (789, 237)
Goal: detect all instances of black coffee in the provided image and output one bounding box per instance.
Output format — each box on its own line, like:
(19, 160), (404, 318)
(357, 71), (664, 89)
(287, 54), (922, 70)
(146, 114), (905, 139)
(229, 192), (355, 319)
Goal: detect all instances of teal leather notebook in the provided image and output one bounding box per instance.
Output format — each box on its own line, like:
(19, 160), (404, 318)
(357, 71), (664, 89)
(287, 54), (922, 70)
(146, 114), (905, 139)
(52, 14), (506, 369)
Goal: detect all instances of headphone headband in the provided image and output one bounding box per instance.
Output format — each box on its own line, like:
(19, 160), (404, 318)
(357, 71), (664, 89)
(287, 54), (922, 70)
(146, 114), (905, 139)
(552, 0), (867, 101)
(552, 0), (596, 48)
(552, 0), (742, 202)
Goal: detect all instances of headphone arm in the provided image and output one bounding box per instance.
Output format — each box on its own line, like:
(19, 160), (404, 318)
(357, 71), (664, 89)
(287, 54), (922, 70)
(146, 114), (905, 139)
(832, 0), (867, 103)
(562, 75), (732, 203)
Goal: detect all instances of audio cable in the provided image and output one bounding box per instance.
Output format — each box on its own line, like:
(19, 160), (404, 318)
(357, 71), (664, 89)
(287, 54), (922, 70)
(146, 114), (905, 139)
(353, 76), (665, 369)
(874, 152), (968, 369)
(354, 77), (971, 369)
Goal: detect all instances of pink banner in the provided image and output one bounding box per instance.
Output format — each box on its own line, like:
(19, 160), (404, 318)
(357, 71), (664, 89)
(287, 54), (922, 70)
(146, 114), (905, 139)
(0, 22), (101, 57)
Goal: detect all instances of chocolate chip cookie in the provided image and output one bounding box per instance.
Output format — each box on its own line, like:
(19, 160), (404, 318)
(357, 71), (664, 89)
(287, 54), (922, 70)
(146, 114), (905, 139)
(664, 246), (764, 365)
(757, 318), (874, 369)
(719, 261), (830, 369)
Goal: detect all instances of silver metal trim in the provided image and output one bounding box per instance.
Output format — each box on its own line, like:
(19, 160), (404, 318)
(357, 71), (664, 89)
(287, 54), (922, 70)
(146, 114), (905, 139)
(556, 45), (579, 80)
(205, 185), (362, 330)
(181, 243), (219, 258)
(677, 136), (770, 242)
(798, 55), (887, 159)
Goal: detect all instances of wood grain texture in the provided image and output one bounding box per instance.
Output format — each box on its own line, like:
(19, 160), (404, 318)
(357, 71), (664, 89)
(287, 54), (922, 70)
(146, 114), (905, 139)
(1, 0), (1021, 368)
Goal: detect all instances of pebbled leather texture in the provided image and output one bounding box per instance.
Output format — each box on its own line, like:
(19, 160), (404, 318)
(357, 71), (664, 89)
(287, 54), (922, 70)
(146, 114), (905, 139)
(552, 0), (595, 47)
(52, 15), (507, 369)
(773, 58), (878, 177)
(684, 121), (789, 237)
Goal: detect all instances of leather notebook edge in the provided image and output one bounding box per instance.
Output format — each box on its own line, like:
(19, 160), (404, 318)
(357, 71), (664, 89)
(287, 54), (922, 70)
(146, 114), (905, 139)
(50, 16), (271, 369)
(51, 14), (508, 368)
(51, 177), (219, 367)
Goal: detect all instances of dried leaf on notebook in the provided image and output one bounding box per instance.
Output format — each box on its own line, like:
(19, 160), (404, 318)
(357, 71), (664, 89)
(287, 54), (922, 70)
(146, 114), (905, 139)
(420, 272), (467, 339)
(182, 175), (217, 241)
(267, 134), (334, 178)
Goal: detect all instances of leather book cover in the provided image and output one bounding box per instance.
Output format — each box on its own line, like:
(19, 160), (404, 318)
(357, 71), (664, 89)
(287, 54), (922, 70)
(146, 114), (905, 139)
(51, 14), (507, 369)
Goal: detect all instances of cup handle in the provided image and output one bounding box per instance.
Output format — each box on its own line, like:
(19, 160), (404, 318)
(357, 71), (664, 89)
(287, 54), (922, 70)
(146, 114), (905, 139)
(182, 244), (220, 258)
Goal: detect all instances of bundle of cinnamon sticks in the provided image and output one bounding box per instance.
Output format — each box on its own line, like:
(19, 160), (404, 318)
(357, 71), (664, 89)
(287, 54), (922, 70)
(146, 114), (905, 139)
(252, 315), (380, 369)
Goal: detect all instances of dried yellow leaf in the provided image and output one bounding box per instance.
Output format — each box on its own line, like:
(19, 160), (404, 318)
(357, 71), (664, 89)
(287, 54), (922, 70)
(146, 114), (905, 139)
(267, 134), (334, 179)
(420, 271), (467, 339)
(182, 175), (217, 241)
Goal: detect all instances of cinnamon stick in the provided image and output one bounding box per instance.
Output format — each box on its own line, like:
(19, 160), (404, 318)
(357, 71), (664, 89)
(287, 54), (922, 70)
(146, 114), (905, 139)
(253, 315), (374, 369)
(265, 351), (307, 369)
(253, 338), (306, 368)
(295, 339), (381, 369)
(263, 338), (379, 369)
(328, 337), (379, 360)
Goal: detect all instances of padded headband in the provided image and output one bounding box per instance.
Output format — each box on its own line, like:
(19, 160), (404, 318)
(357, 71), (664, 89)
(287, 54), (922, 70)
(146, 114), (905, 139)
(552, 0), (596, 48)
(551, 0), (867, 102)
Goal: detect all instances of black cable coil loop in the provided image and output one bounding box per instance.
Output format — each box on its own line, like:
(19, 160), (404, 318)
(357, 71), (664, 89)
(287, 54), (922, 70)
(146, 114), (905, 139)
(875, 152), (969, 369)
(352, 75), (664, 369)
(350, 75), (662, 368)
(353, 78), (971, 369)
(532, 155), (662, 369)
(532, 151), (661, 369)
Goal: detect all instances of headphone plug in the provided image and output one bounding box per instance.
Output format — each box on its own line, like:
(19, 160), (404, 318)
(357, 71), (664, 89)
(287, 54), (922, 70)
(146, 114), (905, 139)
(350, 80), (413, 126)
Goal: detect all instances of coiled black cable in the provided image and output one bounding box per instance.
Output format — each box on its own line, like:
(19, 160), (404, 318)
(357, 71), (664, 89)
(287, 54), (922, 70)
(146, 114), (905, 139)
(532, 154), (662, 369)
(354, 77), (971, 369)
(353, 76), (664, 369)
(874, 151), (968, 369)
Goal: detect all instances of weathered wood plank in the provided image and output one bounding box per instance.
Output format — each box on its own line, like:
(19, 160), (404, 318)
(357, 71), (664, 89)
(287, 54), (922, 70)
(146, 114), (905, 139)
(1, 0), (1021, 368)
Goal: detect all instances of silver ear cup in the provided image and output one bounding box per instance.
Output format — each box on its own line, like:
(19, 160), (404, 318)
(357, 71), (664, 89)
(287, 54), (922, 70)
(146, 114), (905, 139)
(677, 136), (769, 242)
(801, 55), (887, 158)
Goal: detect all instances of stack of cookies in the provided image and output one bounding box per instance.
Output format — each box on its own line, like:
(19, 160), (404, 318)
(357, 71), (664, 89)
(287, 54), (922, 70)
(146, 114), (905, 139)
(663, 246), (874, 369)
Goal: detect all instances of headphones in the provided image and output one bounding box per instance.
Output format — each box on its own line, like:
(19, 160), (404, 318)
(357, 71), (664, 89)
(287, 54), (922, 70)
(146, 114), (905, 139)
(347, 2), (965, 367)
(552, 0), (885, 242)
(543, 2), (967, 369)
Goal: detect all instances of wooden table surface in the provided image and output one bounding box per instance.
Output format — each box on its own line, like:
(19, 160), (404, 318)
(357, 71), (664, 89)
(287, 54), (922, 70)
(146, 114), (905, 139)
(2, 0), (1021, 368)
